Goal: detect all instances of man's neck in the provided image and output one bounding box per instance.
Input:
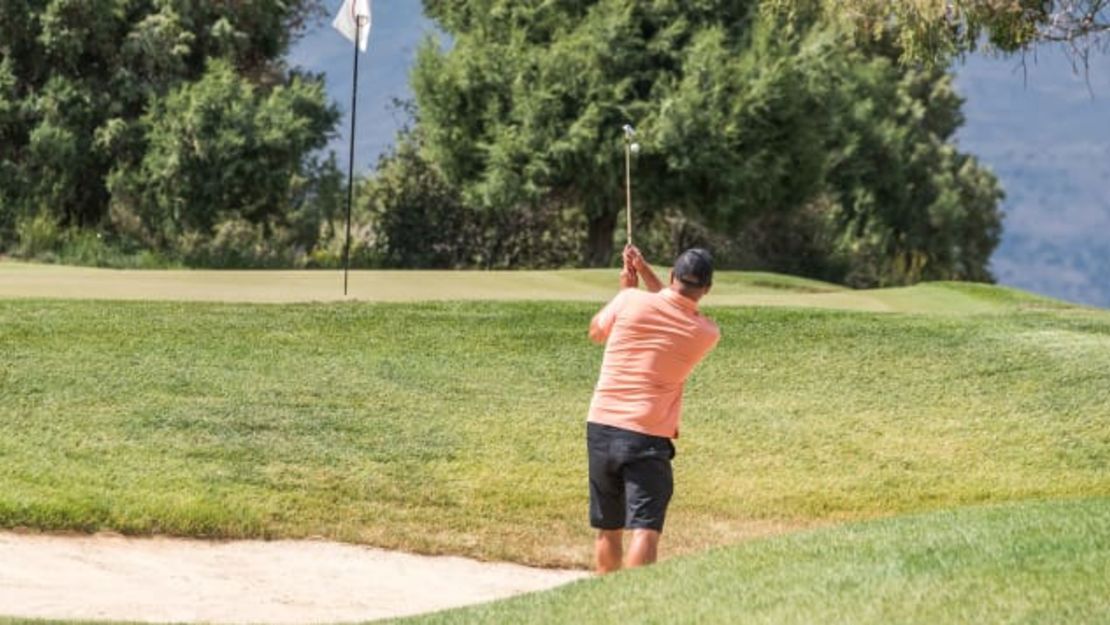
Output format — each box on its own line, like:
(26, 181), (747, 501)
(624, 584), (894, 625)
(667, 285), (702, 307)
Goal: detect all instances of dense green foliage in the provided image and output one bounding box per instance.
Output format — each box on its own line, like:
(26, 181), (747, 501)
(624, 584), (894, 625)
(406, 1), (1002, 286)
(0, 1), (1027, 284)
(0, 0), (340, 266)
(769, 0), (1110, 65)
(1, 1), (1010, 283)
(344, 132), (588, 270)
(397, 497), (1110, 625)
(107, 59), (336, 256)
(2, 285), (1106, 567)
(813, 59), (1003, 286)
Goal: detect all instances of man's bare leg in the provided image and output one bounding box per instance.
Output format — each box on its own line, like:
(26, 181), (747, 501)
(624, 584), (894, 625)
(625, 529), (660, 568)
(595, 529), (623, 574)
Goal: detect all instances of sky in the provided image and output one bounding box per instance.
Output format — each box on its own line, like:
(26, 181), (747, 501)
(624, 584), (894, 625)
(286, 2), (434, 169)
(289, 3), (1109, 308)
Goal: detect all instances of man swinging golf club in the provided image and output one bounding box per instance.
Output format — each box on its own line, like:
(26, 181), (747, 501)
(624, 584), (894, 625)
(586, 244), (720, 573)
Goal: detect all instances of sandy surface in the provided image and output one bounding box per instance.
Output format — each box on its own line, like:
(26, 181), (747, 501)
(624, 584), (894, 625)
(0, 532), (587, 624)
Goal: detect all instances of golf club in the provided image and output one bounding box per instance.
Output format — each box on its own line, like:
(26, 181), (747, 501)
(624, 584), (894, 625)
(623, 124), (639, 246)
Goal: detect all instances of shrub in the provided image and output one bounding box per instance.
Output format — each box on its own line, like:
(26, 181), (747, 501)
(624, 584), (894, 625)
(15, 214), (64, 258)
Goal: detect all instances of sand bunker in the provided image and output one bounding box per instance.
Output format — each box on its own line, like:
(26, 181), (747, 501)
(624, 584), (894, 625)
(0, 532), (586, 624)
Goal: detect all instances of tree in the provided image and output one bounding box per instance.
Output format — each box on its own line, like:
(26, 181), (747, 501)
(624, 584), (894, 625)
(107, 60), (337, 248)
(649, 17), (844, 235)
(641, 31), (1004, 287)
(414, 1), (862, 266)
(820, 60), (1004, 286)
(413, 1), (1003, 284)
(766, 0), (1110, 65)
(0, 0), (333, 256)
(417, 1), (701, 266)
(357, 129), (588, 270)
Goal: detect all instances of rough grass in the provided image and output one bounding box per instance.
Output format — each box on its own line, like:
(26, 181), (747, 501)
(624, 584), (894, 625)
(392, 497), (1110, 625)
(1, 293), (1106, 568)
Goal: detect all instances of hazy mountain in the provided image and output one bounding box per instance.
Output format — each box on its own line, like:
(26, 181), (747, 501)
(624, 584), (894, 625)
(289, 4), (1109, 308)
(953, 50), (1110, 308)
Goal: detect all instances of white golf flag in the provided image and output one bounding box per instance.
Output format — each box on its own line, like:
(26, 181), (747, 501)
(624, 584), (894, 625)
(332, 0), (372, 52)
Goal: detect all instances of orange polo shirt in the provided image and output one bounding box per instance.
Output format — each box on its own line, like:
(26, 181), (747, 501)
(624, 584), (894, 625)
(587, 287), (720, 439)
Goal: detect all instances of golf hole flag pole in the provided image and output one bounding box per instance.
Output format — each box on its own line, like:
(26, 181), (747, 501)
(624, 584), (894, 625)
(333, 0), (372, 295)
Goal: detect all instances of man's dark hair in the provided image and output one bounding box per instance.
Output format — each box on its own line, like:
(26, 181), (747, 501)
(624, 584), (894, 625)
(673, 248), (714, 289)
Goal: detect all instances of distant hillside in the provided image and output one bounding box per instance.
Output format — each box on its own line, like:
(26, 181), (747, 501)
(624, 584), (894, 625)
(953, 49), (1110, 309)
(288, 4), (1109, 309)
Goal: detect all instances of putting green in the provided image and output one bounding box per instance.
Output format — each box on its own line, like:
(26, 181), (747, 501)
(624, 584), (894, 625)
(0, 260), (1072, 314)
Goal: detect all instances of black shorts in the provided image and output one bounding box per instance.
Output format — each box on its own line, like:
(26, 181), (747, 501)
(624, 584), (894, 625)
(587, 422), (676, 532)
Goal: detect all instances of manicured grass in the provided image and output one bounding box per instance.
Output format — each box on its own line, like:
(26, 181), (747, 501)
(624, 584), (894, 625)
(0, 261), (1071, 312)
(392, 497), (1110, 625)
(0, 261), (841, 305)
(1, 294), (1106, 567)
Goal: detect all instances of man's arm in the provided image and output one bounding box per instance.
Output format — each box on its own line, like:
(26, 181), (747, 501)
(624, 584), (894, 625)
(588, 310), (612, 344)
(590, 254), (638, 344)
(590, 289), (634, 344)
(625, 245), (664, 293)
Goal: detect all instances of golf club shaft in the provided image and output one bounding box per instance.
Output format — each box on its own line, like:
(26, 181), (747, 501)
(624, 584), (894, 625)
(625, 141), (632, 246)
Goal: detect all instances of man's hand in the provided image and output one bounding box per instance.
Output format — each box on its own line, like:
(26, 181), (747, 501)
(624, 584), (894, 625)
(624, 244), (664, 293)
(620, 244), (639, 289)
(620, 266), (638, 289)
(624, 245), (647, 272)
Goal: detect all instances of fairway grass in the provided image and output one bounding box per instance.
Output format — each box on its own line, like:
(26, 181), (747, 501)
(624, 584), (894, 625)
(393, 497), (1110, 625)
(2, 294), (1107, 568)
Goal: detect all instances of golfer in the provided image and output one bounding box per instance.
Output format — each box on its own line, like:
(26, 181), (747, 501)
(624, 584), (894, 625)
(586, 245), (720, 574)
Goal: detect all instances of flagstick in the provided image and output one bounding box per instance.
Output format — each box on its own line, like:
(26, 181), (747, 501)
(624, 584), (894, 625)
(342, 16), (364, 296)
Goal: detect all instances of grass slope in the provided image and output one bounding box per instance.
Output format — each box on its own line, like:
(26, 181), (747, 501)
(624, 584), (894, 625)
(2, 500), (1107, 625)
(2, 292), (1106, 567)
(393, 497), (1110, 625)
